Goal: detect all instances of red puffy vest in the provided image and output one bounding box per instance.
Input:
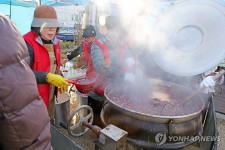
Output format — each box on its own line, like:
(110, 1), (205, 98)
(23, 31), (61, 108)
(82, 39), (110, 96)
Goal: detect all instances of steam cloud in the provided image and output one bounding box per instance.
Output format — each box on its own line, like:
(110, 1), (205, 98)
(93, 0), (210, 102)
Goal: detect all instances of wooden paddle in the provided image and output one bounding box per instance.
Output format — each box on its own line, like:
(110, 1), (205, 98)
(160, 69), (225, 115)
(179, 69), (225, 106)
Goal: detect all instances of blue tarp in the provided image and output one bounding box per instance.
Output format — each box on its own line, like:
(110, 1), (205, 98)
(1, 0), (225, 8)
(0, 0), (90, 34)
(0, 0), (36, 7)
(0, 4), (34, 34)
(41, 0), (90, 6)
(0, 0), (90, 7)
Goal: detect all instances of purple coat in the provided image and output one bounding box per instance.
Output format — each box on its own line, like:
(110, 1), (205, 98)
(0, 15), (51, 150)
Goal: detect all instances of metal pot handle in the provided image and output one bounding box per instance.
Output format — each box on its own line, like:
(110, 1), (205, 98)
(100, 102), (110, 126)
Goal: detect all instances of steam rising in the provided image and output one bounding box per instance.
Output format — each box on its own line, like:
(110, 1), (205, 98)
(92, 0), (217, 105)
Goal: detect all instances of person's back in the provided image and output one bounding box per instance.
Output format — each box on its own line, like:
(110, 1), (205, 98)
(90, 16), (123, 96)
(0, 14), (51, 150)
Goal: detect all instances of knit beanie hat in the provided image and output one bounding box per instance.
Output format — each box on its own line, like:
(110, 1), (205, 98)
(31, 5), (60, 27)
(82, 25), (96, 38)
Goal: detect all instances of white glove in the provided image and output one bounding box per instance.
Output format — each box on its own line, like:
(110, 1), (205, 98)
(200, 76), (215, 88)
(65, 61), (73, 69)
(125, 57), (135, 68)
(124, 73), (136, 83)
(215, 72), (224, 85)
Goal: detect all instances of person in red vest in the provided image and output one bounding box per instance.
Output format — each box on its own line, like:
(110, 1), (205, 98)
(65, 24), (113, 96)
(118, 28), (140, 84)
(23, 5), (69, 116)
(90, 16), (124, 96)
(66, 25), (97, 71)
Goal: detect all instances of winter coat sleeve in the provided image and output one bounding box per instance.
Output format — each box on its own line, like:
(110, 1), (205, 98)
(90, 40), (121, 80)
(26, 42), (48, 83)
(67, 45), (83, 61)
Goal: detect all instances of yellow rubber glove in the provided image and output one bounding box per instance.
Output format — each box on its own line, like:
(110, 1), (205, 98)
(46, 73), (69, 93)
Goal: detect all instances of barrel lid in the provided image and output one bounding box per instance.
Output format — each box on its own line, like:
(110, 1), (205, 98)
(150, 0), (225, 76)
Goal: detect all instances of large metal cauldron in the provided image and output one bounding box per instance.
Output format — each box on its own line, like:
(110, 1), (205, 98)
(101, 79), (206, 149)
(104, 79), (205, 123)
